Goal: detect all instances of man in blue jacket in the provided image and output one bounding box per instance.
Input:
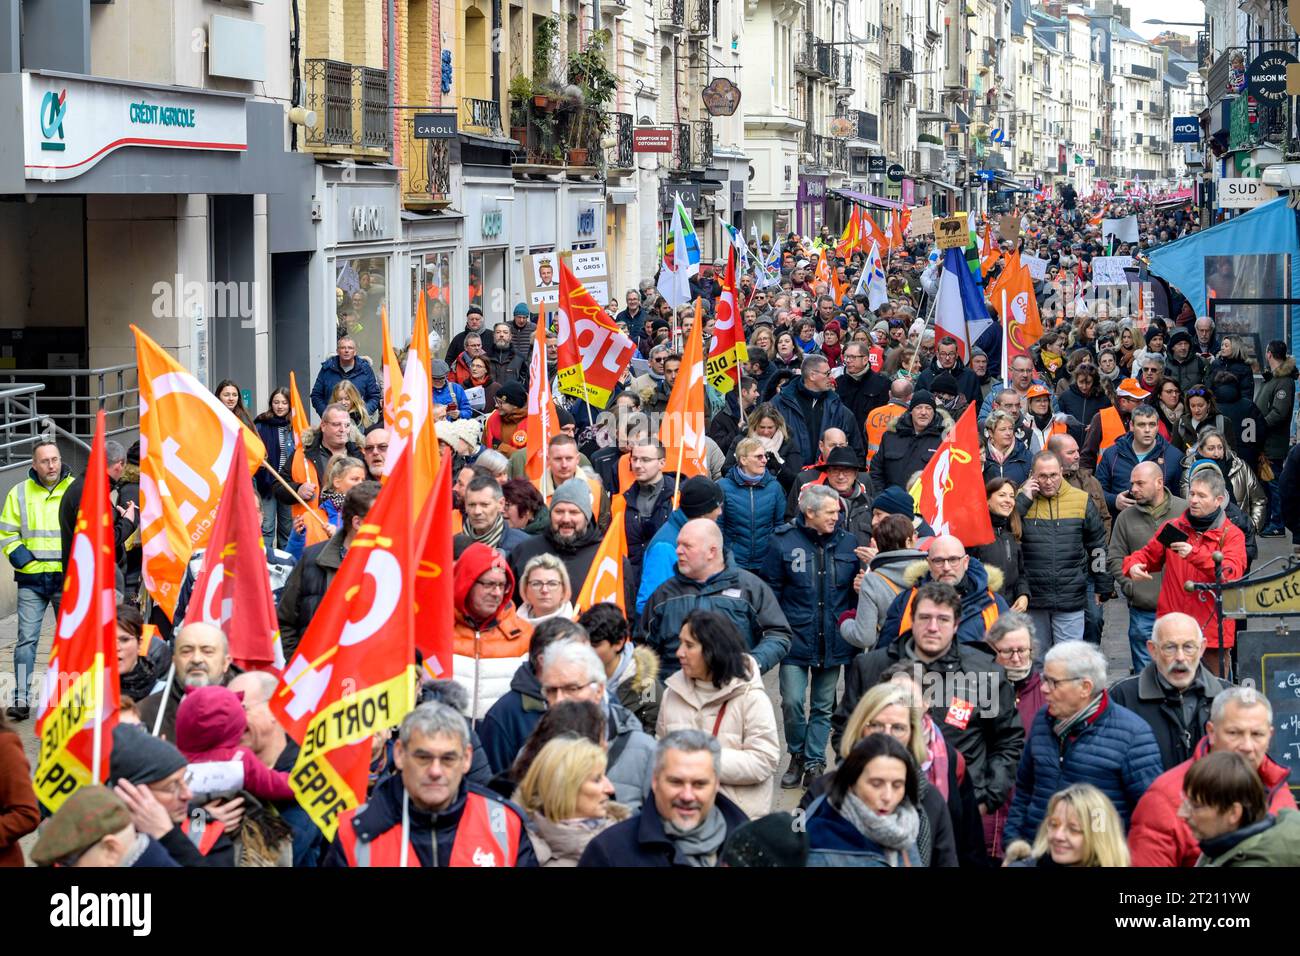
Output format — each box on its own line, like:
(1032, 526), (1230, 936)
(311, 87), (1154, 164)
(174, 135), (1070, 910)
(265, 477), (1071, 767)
(771, 355), (865, 469)
(310, 335), (382, 417)
(877, 535), (1008, 649)
(1094, 404), (1182, 516)
(1003, 642), (1163, 845)
(430, 359), (472, 420)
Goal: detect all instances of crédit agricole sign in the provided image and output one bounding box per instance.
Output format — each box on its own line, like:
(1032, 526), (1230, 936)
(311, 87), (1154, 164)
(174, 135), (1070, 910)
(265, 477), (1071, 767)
(23, 72), (248, 181)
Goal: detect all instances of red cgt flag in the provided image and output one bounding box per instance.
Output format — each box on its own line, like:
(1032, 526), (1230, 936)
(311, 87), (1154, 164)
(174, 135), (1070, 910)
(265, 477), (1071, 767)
(911, 404), (995, 548)
(269, 449), (419, 840)
(189, 432), (284, 671)
(33, 409), (120, 811)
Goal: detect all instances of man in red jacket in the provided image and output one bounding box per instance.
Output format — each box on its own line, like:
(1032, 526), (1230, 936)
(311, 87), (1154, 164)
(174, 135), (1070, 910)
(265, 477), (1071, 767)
(1123, 466), (1246, 678)
(1128, 686), (1295, 867)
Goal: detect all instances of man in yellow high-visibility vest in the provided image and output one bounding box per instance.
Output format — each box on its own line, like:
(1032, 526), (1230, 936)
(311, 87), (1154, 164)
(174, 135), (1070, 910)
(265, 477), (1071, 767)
(0, 439), (74, 719)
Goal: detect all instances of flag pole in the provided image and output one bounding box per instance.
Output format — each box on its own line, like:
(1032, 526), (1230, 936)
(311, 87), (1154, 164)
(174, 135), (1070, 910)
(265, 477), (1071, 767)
(91, 651), (105, 781)
(1001, 287), (1010, 388)
(259, 460), (333, 535)
(152, 662), (174, 737)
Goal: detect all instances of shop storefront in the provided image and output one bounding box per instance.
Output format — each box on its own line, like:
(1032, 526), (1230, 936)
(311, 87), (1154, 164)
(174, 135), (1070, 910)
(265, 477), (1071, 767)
(797, 174), (827, 238)
(402, 211), (463, 356)
(461, 165), (516, 326)
(513, 181), (561, 313)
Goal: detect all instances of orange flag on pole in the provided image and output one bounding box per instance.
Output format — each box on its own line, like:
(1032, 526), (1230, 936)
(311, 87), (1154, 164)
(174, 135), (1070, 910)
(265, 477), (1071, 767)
(998, 258), (1044, 364)
(889, 207), (909, 251)
(979, 224), (999, 277)
(270, 449), (419, 841)
(705, 244), (748, 392)
(575, 496), (628, 613)
(659, 300), (709, 491)
(33, 409), (119, 812)
(414, 453), (455, 680)
(380, 304), (404, 434)
(525, 301), (561, 486)
(910, 404), (995, 547)
(288, 371), (331, 546)
(385, 285), (440, 506)
(835, 206), (861, 259)
(133, 325), (266, 621)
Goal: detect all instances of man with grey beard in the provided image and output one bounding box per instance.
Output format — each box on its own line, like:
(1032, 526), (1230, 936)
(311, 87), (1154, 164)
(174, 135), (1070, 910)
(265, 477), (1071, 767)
(137, 623), (236, 743)
(1109, 612), (1229, 771)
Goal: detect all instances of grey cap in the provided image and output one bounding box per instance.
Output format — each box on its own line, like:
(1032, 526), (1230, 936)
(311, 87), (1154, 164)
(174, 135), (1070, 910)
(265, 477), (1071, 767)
(430, 359), (450, 378)
(550, 477), (593, 522)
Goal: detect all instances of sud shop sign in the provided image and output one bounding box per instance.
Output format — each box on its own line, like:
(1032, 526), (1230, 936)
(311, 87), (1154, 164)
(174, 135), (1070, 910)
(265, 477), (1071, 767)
(24, 71), (247, 181)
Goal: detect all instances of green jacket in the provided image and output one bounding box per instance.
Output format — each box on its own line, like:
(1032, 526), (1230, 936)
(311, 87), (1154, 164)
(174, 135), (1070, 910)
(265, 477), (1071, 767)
(0, 466), (74, 577)
(1199, 808), (1300, 867)
(1107, 491), (1187, 611)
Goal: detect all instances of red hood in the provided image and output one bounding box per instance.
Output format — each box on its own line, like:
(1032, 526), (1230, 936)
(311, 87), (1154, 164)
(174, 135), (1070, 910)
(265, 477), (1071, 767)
(454, 542), (517, 618)
(174, 685), (247, 760)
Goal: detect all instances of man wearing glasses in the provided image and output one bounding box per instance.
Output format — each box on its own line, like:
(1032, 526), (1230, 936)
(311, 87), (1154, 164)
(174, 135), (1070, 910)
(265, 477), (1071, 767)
(1005, 640), (1163, 848)
(1129, 684), (1296, 866)
(537, 641), (655, 811)
(361, 428), (389, 480)
(1110, 612), (1230, 772)
(771, 354), (865, 470)
(876, 534), (1008, 651)
(328, 701), (538, 867)
(833, 582), (1024, 822)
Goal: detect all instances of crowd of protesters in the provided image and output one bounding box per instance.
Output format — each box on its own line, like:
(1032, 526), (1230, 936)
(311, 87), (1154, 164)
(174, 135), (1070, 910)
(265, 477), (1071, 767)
(5, 187), (1300, 869)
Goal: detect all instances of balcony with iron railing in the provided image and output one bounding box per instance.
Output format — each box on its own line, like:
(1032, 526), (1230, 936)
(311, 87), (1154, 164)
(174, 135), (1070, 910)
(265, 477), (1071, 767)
(832, 138), (848, 172)
(401, 116), (453, 209)
(857, 109), (879, 142)
(1206, 47), (1245, 100)
(692, 118), (713, 169)
(462, 97), (504, 137)
(605, 112), (635, 173)
(1130, 63), (1157, 80)
(688, 0), (711, 35)
(670, 122), (691, 171)
(659, 0), (685, 32)
(303, 58), (393, 157)
(510, 100), (564, 168)
(800, 123), (815, 160)
(795, 34), (822, 75)
(816, 42), (835, 79)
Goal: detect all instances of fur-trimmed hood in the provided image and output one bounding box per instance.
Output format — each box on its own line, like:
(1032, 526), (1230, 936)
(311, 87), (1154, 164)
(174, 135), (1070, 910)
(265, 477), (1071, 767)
(628, 645), (660, 698)
(901, 555), (1005, 595)
(887, 405), (954, 440)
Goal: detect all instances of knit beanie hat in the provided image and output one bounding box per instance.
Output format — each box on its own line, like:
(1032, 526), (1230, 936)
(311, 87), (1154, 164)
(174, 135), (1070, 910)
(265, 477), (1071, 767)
(678, 476), (724, 518)
(108, 723), (188, 786)
(719, 812), (809, 867)
(550, 477), (594, 522)
(872, 485), (915, 518)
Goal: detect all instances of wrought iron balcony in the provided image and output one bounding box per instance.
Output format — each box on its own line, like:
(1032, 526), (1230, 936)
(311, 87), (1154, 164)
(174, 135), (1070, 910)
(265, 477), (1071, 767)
(692, 118), (713, 169)
(303, 58), (392, 156)
(670, 122), (691, 171)
(832, 138), (848, 172)
(857, 110), (879, 142)
(606, 112), (634, 172)
(659, 0), (685, 32)
(689, 0), (711, 35)
(509, 100), (564, 167)
(886, 43), (913, 75)
(816, 41), (834, 78)
(795, 35), (821, 75)
(462, 97), (503, 137)
(401, 117), (452, 208)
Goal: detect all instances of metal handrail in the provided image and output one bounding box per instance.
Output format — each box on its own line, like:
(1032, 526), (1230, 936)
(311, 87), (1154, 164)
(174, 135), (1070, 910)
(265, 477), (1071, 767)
(0, 365), (139, 450)
(0, 384), (47, 466)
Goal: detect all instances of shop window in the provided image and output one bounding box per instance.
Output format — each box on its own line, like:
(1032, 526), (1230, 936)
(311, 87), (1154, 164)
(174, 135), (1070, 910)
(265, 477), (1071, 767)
(469, 248), (508, 322)
(414, 251), (453, 355)
(1203, 254), (1287, 370)
(336, 256), (390, 368)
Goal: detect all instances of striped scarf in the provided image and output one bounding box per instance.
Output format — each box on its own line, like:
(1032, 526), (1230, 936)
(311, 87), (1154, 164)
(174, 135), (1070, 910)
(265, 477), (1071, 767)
(1053, 690), (1106, 744)
(467, 512), (506, 549)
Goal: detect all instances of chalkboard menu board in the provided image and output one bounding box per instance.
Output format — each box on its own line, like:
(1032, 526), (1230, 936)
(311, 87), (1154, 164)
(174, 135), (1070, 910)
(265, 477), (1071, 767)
(1236, 630), (1300, 792)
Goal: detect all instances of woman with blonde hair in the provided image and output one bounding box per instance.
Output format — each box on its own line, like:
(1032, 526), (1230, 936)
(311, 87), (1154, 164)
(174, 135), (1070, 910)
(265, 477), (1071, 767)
(801, 679), (964, 866)
(514, 736), (629, 867)
(1004, 784), (1130, 867)
(741, 402), (800, 490)
(330, 379), (378, 431)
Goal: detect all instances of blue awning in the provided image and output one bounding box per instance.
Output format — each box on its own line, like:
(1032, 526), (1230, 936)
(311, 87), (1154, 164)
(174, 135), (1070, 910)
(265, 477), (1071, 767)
(831, 188), (904, 210)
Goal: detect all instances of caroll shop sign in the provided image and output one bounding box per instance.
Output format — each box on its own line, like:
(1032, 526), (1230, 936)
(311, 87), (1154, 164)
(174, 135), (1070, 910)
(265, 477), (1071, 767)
(24, 72), (247, 182)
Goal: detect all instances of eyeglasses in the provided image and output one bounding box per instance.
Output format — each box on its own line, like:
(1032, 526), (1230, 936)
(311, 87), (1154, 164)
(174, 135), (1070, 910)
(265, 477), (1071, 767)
(363, 443), (389, 453)
(996, 647), (1033, 660)
(543, 681), (597, 701)
(526, 579), (563, 591)
(1041, 676), (1086, 691)
(1155, 642), (1202, 658)
(928, 555), (965, 566)
(867, 721), (911, 737)
(473, 580), (509, 593)
(405, 750), (464, 770)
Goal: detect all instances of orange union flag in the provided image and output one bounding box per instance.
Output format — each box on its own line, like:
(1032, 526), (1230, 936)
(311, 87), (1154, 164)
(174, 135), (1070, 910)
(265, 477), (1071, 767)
(910, 404), (994, 547)
(133, 325), (266, 620)
(576, 496), (628, 613)
(555, 258), (636, 409)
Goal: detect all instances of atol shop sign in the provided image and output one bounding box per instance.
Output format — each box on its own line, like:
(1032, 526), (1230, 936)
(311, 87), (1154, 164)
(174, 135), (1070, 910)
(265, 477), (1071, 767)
(24, 72), (247, 182)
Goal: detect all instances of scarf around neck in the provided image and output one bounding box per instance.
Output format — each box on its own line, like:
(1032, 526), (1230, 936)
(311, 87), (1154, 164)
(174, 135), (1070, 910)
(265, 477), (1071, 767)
(920, 714), (950, 799)
(663, 805), (728, 867)
(839, 792), (921, 862)
(1054, 690), (1105, 740)
(469, 512), (507, 549)
(1185, 506), (1222, 532)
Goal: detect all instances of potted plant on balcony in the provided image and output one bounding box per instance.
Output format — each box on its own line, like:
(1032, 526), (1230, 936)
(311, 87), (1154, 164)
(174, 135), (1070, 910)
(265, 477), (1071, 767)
(564, 30), (618, 167)
(918, 132), (942, 146)
(509, 73), (533, 144)
(532, 16), (562, 109)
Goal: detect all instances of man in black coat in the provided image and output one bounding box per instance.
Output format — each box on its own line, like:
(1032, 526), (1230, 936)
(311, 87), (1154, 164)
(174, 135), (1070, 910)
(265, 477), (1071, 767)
(771, 355), (865, 468)
(579, 730), (749, 867)
(1109, 612), (1228, 770)
(915, 336), (982, 405)
(831, 582), (1024, 815)
(836, 341), (891, 426)
(506, 478), (603, 606)
(277, 482), (380, 660)
(869, 391), (948, 492)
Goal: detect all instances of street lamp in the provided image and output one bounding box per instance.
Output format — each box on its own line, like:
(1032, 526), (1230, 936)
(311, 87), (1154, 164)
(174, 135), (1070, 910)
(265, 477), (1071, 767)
(1142, 18), (1205, 27)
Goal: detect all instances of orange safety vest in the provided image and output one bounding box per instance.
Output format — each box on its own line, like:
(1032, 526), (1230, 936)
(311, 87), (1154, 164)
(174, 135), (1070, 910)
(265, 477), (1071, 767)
(1098, 407), (1126, 454)
(181, 816), (225, 856)
(865, 402), (907, 464)
(898, 588), (1001, 637)
(337, 790), (524, 867)
(544, 475), (604, 522)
